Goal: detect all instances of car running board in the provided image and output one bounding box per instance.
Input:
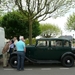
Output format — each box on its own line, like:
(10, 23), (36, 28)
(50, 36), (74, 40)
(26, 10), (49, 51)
(36, 60), (60, 64)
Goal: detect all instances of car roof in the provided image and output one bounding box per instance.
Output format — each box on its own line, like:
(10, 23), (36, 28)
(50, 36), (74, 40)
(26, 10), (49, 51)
(36, 38), (70, 41)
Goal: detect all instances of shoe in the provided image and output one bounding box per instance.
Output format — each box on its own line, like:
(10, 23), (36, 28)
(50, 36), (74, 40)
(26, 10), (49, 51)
(21, 69), (24, 71)
(17, 69), (20, 71)
(17, 69), (21, 71)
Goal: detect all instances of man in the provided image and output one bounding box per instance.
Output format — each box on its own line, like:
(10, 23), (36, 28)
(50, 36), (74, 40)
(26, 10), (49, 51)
(2, 41), (10, 68)
(9, 40), (15, 54)
(16, 36), (26, 71)
(13, 37), (18, 45)
(13, 36), (18, 51)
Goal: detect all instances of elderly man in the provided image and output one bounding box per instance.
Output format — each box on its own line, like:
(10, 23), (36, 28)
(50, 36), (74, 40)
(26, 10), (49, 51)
(2, 41), (10, 68)
(16, 36), (26, 71)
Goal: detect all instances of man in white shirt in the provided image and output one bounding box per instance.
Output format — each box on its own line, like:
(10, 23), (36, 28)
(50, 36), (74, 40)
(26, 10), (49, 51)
(13, 37), (18, 45)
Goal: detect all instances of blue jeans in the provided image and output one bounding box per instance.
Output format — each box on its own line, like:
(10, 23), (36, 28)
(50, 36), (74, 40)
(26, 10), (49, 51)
(17, 51), (25, 70)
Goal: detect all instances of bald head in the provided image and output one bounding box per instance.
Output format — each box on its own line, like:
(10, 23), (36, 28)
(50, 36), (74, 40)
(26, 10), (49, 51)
(19, 36), (25, 42)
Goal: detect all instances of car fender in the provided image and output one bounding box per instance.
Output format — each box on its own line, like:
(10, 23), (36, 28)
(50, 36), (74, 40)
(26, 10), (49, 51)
(61, 52), (75, 60)
(9, 52), (17, 59)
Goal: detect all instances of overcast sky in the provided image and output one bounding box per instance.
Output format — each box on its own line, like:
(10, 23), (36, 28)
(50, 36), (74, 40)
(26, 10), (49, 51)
(40, 8), (75, 37)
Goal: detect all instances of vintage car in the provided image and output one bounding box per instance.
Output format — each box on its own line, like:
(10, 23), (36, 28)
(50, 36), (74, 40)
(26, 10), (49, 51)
(9, 38), (75, 68)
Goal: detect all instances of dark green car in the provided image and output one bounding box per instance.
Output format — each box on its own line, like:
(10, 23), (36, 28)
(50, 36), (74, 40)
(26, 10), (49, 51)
(9, 38), (75, 68)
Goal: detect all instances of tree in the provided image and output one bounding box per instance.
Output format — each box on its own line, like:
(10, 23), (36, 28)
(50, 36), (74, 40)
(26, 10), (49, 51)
(66, 13), (75, 31)
(0, 0), (16, 16)
(1, 0), (75, 44)
(40, 24), (61, 38)
(0, 16), (2, 26)
(0, 11), (41, 39)
(14, 0), (75, 45)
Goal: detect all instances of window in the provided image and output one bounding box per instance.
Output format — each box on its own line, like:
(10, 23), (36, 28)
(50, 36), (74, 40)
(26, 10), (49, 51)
(37, 41), (49, 47)
(64, 41), (69, 47)
(56, 41), (62, 47)
(51, 40), (62, 47)
(51, 40), (56, 46)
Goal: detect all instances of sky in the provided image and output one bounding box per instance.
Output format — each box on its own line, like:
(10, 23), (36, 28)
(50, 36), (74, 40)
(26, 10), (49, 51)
(40, 8), (75, 38)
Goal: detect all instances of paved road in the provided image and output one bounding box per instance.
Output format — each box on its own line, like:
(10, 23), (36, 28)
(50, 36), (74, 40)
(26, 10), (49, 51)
(0, 63), (75, 75)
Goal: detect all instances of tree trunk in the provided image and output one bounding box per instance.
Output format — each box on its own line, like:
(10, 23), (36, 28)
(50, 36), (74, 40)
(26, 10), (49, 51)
(29, 20), (32, 45)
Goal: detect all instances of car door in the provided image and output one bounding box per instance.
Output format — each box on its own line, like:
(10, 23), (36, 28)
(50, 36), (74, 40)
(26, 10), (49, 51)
(34, 40), (50, 60)
(47, 40), (71, 60)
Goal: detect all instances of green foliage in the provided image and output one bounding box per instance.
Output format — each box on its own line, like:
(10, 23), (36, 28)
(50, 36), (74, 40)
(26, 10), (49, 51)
(0, 11), (41, 39)
(0, 16), (2, 26)
(66, 13), (75, 31)
(40, 23), (61, 37)
(25, 38), (36, 45)
(32, 21), (41, 37)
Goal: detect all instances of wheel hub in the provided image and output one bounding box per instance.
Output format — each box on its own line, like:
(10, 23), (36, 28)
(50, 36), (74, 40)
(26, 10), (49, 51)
(67, 60), (70, 63)
(14, 61), (17, 64)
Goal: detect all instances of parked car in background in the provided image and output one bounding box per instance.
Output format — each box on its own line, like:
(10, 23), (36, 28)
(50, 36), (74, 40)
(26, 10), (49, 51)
(9, 38), (75, 68)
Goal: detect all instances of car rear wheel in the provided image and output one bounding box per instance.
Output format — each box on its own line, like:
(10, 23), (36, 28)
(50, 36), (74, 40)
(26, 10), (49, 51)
(62, 56), (74, 67)
(9, 56), (17, 68)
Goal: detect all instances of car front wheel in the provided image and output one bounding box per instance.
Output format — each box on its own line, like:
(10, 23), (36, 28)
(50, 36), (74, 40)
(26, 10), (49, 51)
(9, 56), (17, 68)
(62, 56), (74, 67)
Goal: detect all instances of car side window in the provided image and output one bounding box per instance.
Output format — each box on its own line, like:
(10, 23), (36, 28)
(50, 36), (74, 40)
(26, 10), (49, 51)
(64, 41), (69, 47)
(51, 40), (56, 47)
(56, 41), (62, 47)
(51, 40), (62, 47)
(37, 41), (49, 47)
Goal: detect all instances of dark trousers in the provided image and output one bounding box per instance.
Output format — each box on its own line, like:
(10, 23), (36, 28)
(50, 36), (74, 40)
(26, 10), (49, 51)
(17, 51), (25, 70)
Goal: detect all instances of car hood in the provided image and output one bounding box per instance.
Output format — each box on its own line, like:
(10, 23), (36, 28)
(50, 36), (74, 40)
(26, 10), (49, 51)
(26, 45), (35, 47)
